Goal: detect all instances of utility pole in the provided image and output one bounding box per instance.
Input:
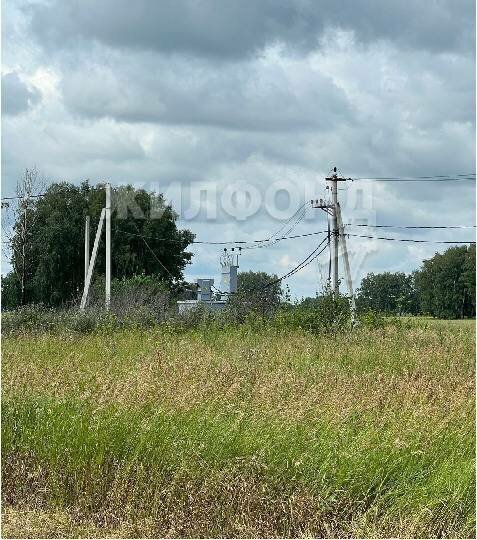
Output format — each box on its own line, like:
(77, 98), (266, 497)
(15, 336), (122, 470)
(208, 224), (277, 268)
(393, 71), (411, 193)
(326, 167), (350, 296)
(84, 215), (90, 285)
(80, 183), (112, 311)
(330, 172), (339, 296)
(105, 183), (111, 310)
(80, 209), (106, 310)
(312, 167), (349, 297)
(312, 164), (356, 324)
(336, 202), (356, 322)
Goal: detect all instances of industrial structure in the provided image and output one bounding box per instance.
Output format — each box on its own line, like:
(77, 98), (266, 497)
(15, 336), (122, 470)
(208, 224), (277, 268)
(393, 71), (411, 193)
(78, 169), (356, 316)
(177, 249), (239, 314)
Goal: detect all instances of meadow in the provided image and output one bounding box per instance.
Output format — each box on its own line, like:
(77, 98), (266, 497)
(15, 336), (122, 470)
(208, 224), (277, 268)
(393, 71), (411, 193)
(2, 318), (475, 538)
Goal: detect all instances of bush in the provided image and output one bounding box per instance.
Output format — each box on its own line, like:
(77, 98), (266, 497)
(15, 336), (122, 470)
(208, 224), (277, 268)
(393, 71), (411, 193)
(3, 289), (356, 337)
(274, 292), (351, 334)
(224, 271), (282, 323)
(2, 304), (56, 334)
(2, 304), (163, 337)
(167, 303), (224, 333)
(357, 310), (387, 329)
(86, 274), (171, 319)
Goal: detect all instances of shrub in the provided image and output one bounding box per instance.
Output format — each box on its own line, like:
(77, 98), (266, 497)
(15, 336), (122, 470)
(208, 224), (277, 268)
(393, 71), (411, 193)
(274, 292), (351, 334)
(168, 303), (223, 333)
(357, 310), (387, 329)
(224, 271), (282, 323)
(88, 274), (171, 321)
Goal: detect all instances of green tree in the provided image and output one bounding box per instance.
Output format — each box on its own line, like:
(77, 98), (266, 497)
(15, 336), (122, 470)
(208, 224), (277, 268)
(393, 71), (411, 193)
(226, 270), (282, 320)
(1, 272), (22, 311)
(462, 244), (476, 312)
(4, 168), (45, 305)
(356, 272), (417, 315)
(414, 246), (475, 319)
(4, 180), (194, 308)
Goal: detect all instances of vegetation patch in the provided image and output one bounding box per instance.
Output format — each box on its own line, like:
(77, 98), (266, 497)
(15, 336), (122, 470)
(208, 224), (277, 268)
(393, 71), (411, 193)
(2, 322), (475, 537)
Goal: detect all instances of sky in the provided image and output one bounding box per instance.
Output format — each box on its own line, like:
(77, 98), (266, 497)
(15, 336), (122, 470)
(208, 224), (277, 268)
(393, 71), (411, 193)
(2, 0), (476, 298)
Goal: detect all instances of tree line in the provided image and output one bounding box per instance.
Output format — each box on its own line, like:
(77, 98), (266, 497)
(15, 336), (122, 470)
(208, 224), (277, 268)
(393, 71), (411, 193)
(2, 173), (194, 309)
(2, 171), (475, 319)
(356, 244), (475, 319)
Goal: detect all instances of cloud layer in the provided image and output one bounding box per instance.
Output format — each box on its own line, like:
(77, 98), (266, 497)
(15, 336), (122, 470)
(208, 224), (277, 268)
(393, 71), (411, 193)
(2, 71), (41, 115)
(29, 0), (475, 58)
(2, 0), (475, 296)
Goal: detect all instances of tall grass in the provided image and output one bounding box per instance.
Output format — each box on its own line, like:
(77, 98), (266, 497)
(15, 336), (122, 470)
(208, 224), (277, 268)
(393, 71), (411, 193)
(2, 322), (475, 537)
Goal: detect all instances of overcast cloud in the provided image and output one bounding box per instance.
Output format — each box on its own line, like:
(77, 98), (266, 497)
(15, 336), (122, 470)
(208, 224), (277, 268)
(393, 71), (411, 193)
(2, 0), (475, 297)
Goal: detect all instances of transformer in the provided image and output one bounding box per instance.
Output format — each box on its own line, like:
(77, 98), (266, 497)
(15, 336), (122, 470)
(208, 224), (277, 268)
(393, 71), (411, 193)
(220, 251), (239, 297)
(196, 278), (214, 301)
(177, 250), (240, 314)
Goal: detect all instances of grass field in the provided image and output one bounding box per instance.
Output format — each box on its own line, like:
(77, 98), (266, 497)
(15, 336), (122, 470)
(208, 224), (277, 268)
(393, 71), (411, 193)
(2, 319), (475, 537)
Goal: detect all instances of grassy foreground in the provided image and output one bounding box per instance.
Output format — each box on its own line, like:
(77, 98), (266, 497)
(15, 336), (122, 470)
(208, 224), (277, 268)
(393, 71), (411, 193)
(2, 320), (475, 538)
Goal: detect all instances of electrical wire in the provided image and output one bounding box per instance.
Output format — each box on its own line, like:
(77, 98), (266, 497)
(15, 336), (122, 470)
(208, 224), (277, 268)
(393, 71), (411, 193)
(116, 202), (311, 249)
(260, 238), (330, 290)
(1, 193), (46, 200)
(357, 173), (475, 178)
(347, 224), (476, 230)
(117, 225), (475, 245)
(347, 233), (475, 244)
(214, 236), (330, 296)
(263, 201), (308, 240)
(352, 173), (475, 182)
(196, 229), (476, 244)
(234, 201), (309, 250)
(132, 222), (177, 280)
(242, 204), (309, 250)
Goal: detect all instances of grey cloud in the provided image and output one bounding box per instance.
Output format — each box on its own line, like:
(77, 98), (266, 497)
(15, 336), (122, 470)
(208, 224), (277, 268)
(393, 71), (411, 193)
(60, 53), (353, 131)
(27, 0), (475, 59)
(3, 0), (475, 296)
(1, 72), (41, 116)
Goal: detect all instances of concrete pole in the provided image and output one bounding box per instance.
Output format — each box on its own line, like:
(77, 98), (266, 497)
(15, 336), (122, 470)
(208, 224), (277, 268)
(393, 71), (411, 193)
(80, 209), (106, 310)
(84, 215), (90, 285)
(105, 183), (111, 310)
(331, 175), (339, 296)
(336, 202), (356, 323)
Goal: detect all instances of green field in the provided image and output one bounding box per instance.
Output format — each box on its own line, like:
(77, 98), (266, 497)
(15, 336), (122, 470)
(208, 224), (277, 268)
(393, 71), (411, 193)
(2, 319), (475, 537)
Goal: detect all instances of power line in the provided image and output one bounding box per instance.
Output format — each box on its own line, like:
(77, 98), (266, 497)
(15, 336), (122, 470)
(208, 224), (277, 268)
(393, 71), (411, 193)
(262, 202), (308, 241)
(348, 224), (476, 230)
(261, 238), (330, 290)
(117, 225), (476, 246)
(1, 193), (46, 200)
(352, 173), (475, 182)
(131, 222), (176, 280)
(347, 233), (475, 244)
(242, 204), (309, 250)
(217, 236), (330, 295)
(194, 228), (475, 245)
(114, 202), (311, 250)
